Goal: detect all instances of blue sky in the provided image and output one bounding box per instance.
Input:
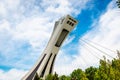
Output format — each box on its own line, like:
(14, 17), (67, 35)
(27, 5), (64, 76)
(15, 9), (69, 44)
(0, 0), (120, 80)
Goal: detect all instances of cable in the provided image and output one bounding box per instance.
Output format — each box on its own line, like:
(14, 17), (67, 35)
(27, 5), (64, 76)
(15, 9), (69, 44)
(82, 43), (102, 60)
(80, 39), (114, 59)
(83, 38), (115, 53)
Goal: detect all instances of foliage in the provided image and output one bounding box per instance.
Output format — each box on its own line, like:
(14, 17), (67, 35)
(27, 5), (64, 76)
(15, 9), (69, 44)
(85, 66), (97, 80)
(45, 72), (59, 80)
(59, 75), (71, 80)
(70, 69), (88, 80)
(34, 73), (42, 80)
(94, 56), (120, 80)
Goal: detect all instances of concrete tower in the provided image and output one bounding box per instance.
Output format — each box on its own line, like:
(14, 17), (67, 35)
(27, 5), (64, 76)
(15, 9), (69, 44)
(22, 15), (78, 80)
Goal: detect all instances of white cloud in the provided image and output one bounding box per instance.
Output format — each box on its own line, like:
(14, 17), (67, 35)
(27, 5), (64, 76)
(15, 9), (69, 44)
(4, 0), (20, 10)
(0, 69), (27, 80)
(0, 20), (11, 31)
(0, 3), (7, 16)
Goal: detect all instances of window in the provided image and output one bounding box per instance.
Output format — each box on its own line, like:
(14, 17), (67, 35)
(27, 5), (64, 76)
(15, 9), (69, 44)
(55, 29), (69, 47)
(67, 20), (70, 24)
(67, 20), (75, 26)
(71, 23), (74, 26)
(69, 22), (72, 25)
(69, 18), (76, 23)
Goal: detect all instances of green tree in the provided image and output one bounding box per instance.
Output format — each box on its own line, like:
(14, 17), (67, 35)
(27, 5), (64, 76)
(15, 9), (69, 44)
(34, 73), (42, 80)
(85, 66), (97, 80)
(111, 58), (120, 80)
(45, 74), (53, 80)
(53, 72), (59, 80)
(94, 56), (111, 80)
(45, 72), (59, 80)
(70, 68), (88, 80)
(59, 75), (71, 80)
(94, 55), (120, 80)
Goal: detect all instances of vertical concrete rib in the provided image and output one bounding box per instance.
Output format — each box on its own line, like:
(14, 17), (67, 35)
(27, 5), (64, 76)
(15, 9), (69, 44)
(40, 53), (52, 77)
(25, 54), (46, 80)
(49, 54), (56, 74)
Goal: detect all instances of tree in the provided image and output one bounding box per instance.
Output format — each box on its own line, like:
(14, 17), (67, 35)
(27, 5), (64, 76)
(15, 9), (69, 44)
(34, 73), (42, 80)
(53, 72), (59, 80)
(85, 66), (97, 80)
(70, 69), (88, 80)
(59, 75), (71, 80)
(45, 72), (59, 80)
(94, 54), (120, 80)
(45, 74), (53, 80)
(94, 59), (109, 80)
(111, 58), (120, 80)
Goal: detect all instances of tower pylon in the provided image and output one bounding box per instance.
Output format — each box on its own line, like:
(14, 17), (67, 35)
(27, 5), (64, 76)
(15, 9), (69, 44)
(22, 15), (78, 80)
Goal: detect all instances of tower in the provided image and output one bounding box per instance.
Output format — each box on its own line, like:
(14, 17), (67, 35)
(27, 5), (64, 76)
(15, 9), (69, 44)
(22, 15), (78, 80)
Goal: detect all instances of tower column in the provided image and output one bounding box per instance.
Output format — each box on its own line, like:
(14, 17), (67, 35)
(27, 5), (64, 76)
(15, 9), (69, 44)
(22, 15), (78, 80)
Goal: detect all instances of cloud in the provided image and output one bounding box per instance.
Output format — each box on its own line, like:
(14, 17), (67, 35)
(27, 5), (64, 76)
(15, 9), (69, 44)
(39, 0), (89, 16)
(0, 69), (27, 80)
